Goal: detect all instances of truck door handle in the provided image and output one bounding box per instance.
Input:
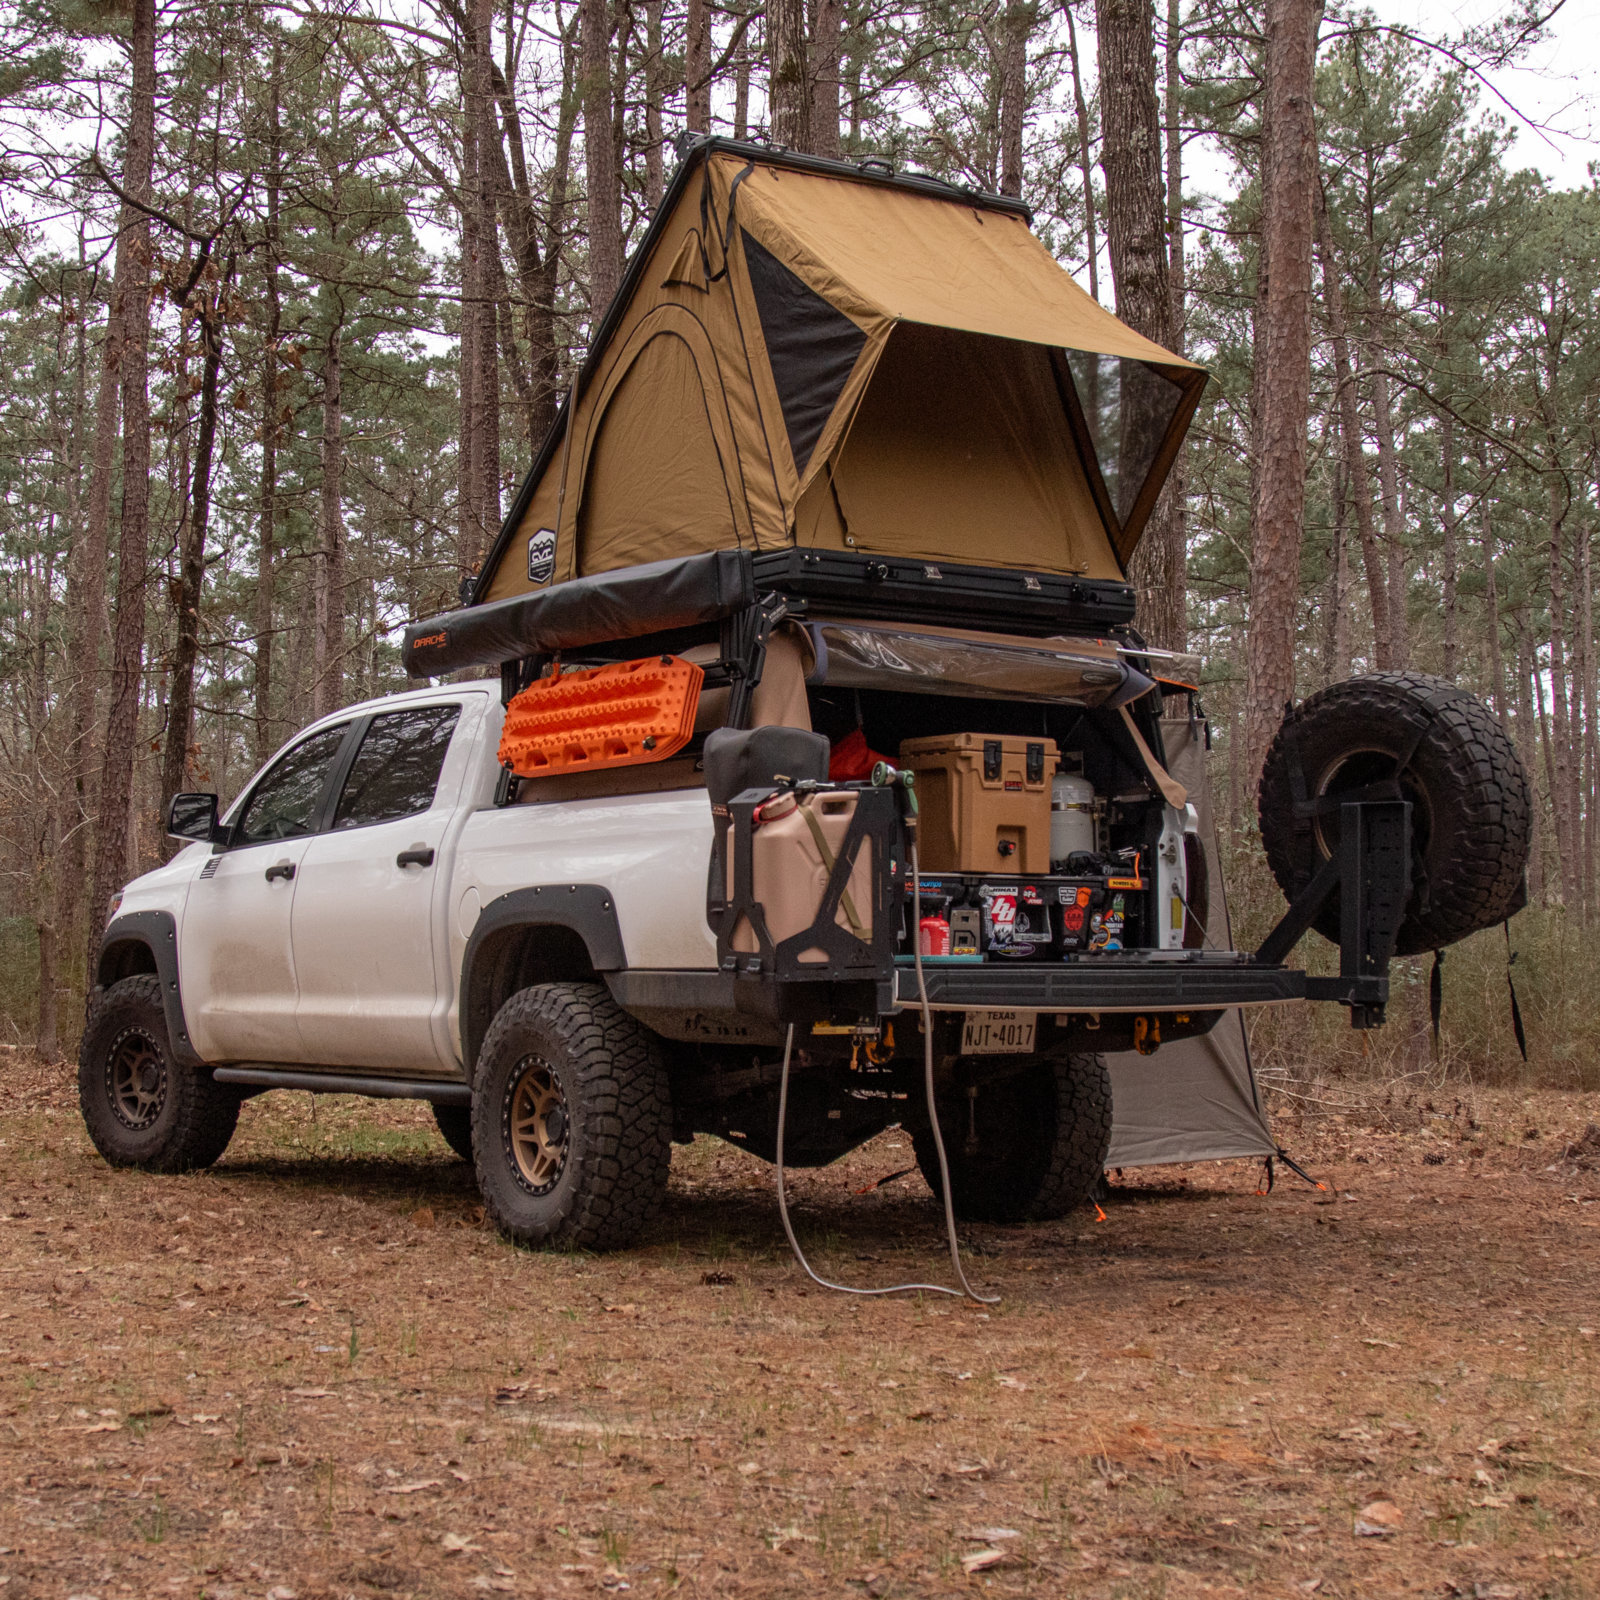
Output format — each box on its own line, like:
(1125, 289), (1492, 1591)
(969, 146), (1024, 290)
(396, 847), (435, 869)
(265, 860), (296, 883)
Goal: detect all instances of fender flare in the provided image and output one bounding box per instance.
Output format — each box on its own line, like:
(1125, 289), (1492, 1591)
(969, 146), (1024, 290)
(94, 911), (204, 1067)
(458, 885), (626, 1078)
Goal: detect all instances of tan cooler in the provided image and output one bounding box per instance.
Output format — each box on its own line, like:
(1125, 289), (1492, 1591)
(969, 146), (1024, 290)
(900, 733), (1058, 874)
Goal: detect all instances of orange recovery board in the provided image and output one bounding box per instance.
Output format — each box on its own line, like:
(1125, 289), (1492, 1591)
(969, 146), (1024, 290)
(498, 655), (704, 777)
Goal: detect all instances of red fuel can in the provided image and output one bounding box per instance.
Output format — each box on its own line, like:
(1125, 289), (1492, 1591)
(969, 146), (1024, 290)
(919, 916), (952, 957)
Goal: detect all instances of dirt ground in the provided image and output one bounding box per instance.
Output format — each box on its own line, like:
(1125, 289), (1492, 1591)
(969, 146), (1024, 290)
(1, 1054), (1597, 1600)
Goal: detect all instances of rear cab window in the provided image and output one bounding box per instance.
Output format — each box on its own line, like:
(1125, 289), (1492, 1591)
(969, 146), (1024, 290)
(332, 704), (462, 830)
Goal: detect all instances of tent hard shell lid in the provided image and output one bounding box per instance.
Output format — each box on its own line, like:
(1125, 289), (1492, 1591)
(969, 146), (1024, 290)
(468, 137), (1205, 613)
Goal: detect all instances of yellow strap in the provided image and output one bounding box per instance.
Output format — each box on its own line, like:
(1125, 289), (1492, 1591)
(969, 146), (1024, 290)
(799, 801), (866, 938)
(1119, 707), (1188, 809)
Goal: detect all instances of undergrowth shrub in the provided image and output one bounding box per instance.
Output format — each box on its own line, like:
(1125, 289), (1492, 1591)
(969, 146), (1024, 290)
(1222, 829), (1598, 1091)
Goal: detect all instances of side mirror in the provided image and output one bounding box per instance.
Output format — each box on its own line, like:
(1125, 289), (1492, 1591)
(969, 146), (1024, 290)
(167, 792), (223, 844)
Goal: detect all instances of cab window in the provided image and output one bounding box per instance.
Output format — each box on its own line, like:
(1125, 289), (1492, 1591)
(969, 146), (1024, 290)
(332, 704), (461, 830)
(234, 725), (350, 845)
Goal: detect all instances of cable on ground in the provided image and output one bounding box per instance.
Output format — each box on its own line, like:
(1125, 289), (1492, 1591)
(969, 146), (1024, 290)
(773, 836), (999, 1304)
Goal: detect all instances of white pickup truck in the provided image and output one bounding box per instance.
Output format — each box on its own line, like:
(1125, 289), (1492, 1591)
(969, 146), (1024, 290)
(81, 549), (1529, 1255)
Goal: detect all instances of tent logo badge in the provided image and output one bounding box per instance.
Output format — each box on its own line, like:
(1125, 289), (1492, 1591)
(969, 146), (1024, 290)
(527, 528), (556, 587)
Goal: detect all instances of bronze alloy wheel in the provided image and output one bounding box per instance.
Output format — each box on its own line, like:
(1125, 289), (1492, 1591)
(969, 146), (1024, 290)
(105, 1027), (168, 1131)
(503, 1055), (569, 1195)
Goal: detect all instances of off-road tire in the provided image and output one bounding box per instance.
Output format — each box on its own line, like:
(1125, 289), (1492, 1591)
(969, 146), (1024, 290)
(1258, 672), (1531, 956)
(471, 982), (671, 1251)
(431, 1103), (474, 1162)
(912, 1052), (1112, 1224)
(78, 975), (241, 1172)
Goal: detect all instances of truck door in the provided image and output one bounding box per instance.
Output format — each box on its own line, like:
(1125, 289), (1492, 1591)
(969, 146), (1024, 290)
(178, 722), (354, 1063)
(290, 702), (467, 1074)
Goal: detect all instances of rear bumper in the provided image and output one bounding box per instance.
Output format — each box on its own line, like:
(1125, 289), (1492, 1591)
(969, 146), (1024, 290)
(891, 954), (1305, 1013)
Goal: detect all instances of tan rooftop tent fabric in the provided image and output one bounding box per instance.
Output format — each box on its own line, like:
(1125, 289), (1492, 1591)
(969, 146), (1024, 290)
(1104, 716), (1275, 1170)
(479, 143), (1205, 606)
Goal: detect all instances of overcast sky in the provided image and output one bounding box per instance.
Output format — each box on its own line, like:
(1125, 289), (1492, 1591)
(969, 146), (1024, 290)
(1351, 0), (1596, 187)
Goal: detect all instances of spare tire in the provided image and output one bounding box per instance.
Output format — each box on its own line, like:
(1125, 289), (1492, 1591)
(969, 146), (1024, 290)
(1258, 672), (1530, 956)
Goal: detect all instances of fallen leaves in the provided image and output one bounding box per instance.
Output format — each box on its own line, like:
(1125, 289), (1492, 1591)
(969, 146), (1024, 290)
(961, 1547), (1009, 1574)
(1353, 1500), (1403, 1537)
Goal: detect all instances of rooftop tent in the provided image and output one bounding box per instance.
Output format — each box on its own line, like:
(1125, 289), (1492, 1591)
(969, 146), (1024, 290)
(474, 139), (1205, 607)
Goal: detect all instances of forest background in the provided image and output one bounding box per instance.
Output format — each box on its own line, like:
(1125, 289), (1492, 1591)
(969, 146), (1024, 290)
(0, 0), (1594, 1085)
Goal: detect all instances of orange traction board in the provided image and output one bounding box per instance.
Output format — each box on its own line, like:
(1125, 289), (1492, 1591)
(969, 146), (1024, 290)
(498, 655), (704, 778)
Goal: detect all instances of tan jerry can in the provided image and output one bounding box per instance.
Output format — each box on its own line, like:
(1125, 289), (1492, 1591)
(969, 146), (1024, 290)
(899, 733), (1059, 874)
(730, 790), (875, 960)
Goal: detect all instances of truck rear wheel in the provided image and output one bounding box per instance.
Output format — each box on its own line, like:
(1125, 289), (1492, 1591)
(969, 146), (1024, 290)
(471, 982), (671, 1251)
(1258, 672), (1531, 956)
(78, 975), (241, 1172)
(431, 1103), (474, 1162)
(912, 1051), (1111, 1224)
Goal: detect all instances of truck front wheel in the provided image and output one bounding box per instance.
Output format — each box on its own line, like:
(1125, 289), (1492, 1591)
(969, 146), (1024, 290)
(78, 975), (241, 1172)
(471, 983), (671, 1251)
(912, 1051), (1111, 1224)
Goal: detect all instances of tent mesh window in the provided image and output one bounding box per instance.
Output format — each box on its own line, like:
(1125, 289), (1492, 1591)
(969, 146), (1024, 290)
(741, 229), (867, 474)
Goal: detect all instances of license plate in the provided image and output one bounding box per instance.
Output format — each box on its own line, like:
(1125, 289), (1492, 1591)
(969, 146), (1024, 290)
(961, 1011), (1036, 1055)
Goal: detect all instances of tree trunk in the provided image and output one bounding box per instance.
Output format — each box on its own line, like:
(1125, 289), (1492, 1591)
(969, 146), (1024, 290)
(997, 0), (1029, 198)
(687, 0), (712, 131)
(1514, 621), (1543, 904)
(734, 13), (752, 138)
(1533, 623), (1560, 904)
(470, 0), (501, 572)
(255, 37), (282, 767)
(1545, 475), (1576, 904)
(487, 56), (563, 446)
(1579, 508), (1596, 917)
(769, 0), (810, 150)
(1369, 365), (1408, 667)
(582, 0), (623, 314)
(1164, 0), (1183, 342)
(1096, 0), (1182, 650)
(1479, 479), (1503, 720)
(59, 237), (113, 986)
(160, 277), (225, 828)
(644, 0), (665, 207)
(459, 16), (483, 578)
(1313, 183), (1390, 669)
(313, 320), (345, 720)
(1065, 4), (1099, 302)
(1241, 0), (1322, 790)
(1323, 452), (1350, 684)
(1161, 0), (1188, 643)
(1439, 408), (1458, 681)
(90, 0), (157, 959)
(36, 907), (58, 1059)
(810, 0), (844, 159)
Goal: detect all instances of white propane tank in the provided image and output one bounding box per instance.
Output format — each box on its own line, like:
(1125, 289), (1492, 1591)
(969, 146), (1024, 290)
(1155, 802), (1200, 948)
(1050, 773), (1097, 865)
